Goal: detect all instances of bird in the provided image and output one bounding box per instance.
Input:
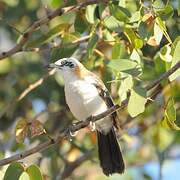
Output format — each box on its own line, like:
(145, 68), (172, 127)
(48, 57), (125, 176)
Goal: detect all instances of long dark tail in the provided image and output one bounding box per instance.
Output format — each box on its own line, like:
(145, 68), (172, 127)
(97, 128), (125, 176)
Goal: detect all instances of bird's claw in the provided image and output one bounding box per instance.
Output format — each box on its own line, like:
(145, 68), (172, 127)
(68, 123), (78, 138)
(89, 121), (96, 132)
(69, 130), (78, 137)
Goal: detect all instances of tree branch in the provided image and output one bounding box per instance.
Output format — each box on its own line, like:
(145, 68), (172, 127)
(145, 61), (180, 90)
(0, 61), (179, 167)
(0, 0), (106, 60)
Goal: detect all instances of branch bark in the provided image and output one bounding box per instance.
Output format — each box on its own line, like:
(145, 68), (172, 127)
(0, 61), (179, 167)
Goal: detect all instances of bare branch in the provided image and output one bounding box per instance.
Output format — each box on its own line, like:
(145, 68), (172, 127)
(0, 0), (106, 60)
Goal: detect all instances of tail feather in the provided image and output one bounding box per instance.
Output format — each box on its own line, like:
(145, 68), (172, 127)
(97, 128), (125, 176)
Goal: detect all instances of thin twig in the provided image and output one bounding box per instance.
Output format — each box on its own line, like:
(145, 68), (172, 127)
(17, 69), (55, 101)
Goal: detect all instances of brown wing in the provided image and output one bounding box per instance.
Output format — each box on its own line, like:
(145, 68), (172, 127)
(92, 78), (119, 129)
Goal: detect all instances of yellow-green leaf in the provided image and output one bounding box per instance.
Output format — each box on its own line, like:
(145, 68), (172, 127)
(128, 86), (147, 117)
(15, 118), (28, 143)
(161, 98), (179, 130)
(26, 165), (43, 180)
(169, 40), (180, 81)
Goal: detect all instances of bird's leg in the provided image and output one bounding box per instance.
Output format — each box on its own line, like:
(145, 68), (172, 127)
(89, 121), (96, 132)
(69, 123), (78, 137)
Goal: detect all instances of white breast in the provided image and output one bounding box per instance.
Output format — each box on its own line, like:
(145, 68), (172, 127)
(64, 79), (113, 133)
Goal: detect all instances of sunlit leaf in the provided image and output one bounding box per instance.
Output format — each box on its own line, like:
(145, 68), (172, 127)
(129, 11), (141, 23)
(26, 23), (70, 48)
(3, 162), (24, 180)
(155, 4), (174, 20)
(15, 118), (28, 143)
(104, 16), (123, 33)
(109, 4), (131, 22)
(124, 28), (143, 49)
(19, 172), (30, 180)
(161, 98), (179, 130)
(107, 59), (141, 76)
(118, 74), (133, 101)
(128, 86), (147, 117)
(169, 40), (180, 81)
(112, 42), (121, 59)
(29, 120), (45, 138)
(153, 22), (163, 45)
(85, 4), (97, 24)
(159, 45), (172, 62)
(26, 165), (43, 180)
(156, 17), (172, 44)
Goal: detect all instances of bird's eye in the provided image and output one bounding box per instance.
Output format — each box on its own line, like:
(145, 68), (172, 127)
(69, 63), (74, 68)
(61, 60), (67, 66)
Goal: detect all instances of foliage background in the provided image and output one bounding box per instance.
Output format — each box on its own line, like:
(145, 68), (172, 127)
(0, 0), (180, 179)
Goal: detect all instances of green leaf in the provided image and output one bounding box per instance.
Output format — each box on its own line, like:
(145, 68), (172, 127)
(178, 0), (180, 16)
(155, 5), (174, 20)
(87, 33), (98, 58)
(153, 0), (165, 10)
(159, 45), (172, 62)
(129, 11), (141, 23)
(3, 162), (24, 180)
(130, 49), (141, 64)
(161, 98), (179, 130)
(124, 28), (143, 49)
(138, 21), (154, 39)
(50, 33), (80, 61)
(26, 165), (43, 180)
(154, 53), (166, 76)
(107, 59), (141, 76)
(74, 13), (88, 33)
(169, 40), (180, 81)
(103, 29), (115, 41)
(112, 42), (121, 59)
(51, 0), (63, 8)
(128, 86), (147, 117)
(26, 23), (70, 48)
(85, 4), (97, 24)
(109, 4), (131, 22)
(103, 16), (123, 33)
(118, 74), (133, 101)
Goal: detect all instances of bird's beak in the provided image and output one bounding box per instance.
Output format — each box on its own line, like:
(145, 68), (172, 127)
(45, 63), (60, 70)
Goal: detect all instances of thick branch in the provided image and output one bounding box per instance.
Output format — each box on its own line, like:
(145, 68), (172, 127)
(0, 60), (179, 167)
(0, 0), (106, 60)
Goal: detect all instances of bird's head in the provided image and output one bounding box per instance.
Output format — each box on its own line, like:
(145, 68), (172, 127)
(47, 57), (88, 80)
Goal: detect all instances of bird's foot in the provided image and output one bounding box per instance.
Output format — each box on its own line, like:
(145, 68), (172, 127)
(89, 121), (96, 132)
(69, 130), (78, 137)
(69, 123), (78, 138)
